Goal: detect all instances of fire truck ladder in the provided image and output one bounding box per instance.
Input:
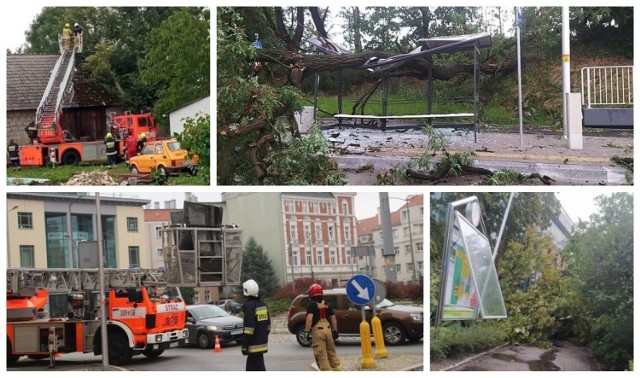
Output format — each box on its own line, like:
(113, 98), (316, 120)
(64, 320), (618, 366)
(34, 43), (78, 137)
(8, 268), (169, 295)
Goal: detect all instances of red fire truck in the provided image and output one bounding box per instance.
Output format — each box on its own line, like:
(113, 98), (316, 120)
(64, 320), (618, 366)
(6, 268), (188, 366)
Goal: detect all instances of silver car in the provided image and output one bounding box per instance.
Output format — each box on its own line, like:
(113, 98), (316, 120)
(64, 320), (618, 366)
(185, 304), (244, 349)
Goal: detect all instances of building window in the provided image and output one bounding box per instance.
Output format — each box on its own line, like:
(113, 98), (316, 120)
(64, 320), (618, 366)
(346, 254), (351, 265)
(288, 200), (294, 213)
(407, 263), (414, 272)
(402, 210), (408, 220)
(344, 225), (351, 242)
(330, 250), (336, 264)
(396, 264), (401, 272)
(292, 250), (299, 266)
(154, 226), (162, 238)
(405, 245), (411, 254)
(418, 261), (423, 273)
(315, 224), (322, 241)
(290, 224), (297, 240)
(204, 290), (211, 303)
(317, 250), (323, 265)
(328, 225), (335, 240)
(342, 202), (348, 215)
(313, 202), (319, 213)
(417, 242), (424, 253)
(394, 246), (400, 255)
(306, 250), (312, 265)
(392, 229), (398, 239)
(420, 207), (424, 215)
(155, 248), (163, 260)
(18, 212), (33, 229)
(303, 201), (308, 213)
(403, 226), (409, 237)
(127, 217), (138, 232)
(304, 224), (311, 241)
(19, 245), (35, 268)
(193, 291), (200, 304)
(128, 246), (140, 268)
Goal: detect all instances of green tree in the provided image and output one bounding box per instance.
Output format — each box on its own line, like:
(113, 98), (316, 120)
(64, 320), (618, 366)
(563, 193), (633, 370)
(241, 237), (278, 298)
(140, 7), (210, 121)
(178, 113), (210, 184)
(498, 229), (587, 346)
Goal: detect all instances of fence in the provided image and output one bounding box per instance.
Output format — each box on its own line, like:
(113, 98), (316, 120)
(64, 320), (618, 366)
(581, 66), (633, 108)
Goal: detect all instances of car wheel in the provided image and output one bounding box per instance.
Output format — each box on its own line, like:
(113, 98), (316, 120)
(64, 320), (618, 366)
(188, 165), (198, 176)
(108, 332), (133, 365)
(157, 165), (167, 176)
(382, 322), (407, 346)
(61, 150), (81, 166)
(130, 165), (139, 174)
(295, 326), (312, 347)
(7, 338), (19, 367)
(197, 332), (212, 349)
(142, 348), (164, 359)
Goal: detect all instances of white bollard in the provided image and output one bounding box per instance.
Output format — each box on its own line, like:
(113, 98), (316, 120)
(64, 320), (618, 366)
(567, 93), (583, 149)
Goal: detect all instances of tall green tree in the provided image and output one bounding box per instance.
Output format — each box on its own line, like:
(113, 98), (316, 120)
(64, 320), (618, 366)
(563, 193), (633, 370)
(140, 7), (210, 122)
(241, 237), (278, 298)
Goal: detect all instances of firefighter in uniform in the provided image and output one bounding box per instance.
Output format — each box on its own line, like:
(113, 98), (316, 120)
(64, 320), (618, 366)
(241, 279), (270, 371)
(25, 121), (38, 144)
(104, 132), (117, 168)
(7, 138), (20, 169)
(303, 283), (342, 371)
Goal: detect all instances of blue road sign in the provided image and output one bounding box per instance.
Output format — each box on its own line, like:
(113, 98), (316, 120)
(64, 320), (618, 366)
(252, 41), (263, 49)
(346, 274), (376, 306)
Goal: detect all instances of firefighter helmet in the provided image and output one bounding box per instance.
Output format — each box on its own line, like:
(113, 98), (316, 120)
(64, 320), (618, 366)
(74, 23), (79, 27)
(308, 283), (323, 298)
(140, 133), (147, 139)
(65, 23), (70, 28)
(106, 132), (112, 138)
(243, 279), (259, 297)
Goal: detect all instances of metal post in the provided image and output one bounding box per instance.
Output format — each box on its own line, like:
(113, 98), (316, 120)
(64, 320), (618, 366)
(516, 7), (524, 147)
(7, 205), (19, 267)
(289, 244), (295, 292)
(381, 77), (388, 130)
(96, 193), (109, 368)
(338, 70), (344, 126)
(562, 6), (570, 139)
(406, 199), (417, 283)
(379, 193), (395, 282)
(492, 193), (515, 261)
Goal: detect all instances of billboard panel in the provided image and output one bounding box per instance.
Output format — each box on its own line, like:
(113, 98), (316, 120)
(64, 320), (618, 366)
(442, 223), (477, 320)
(456, 212), (507, 319)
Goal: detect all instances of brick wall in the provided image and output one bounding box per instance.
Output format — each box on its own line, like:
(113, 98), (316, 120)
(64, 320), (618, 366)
(7, 110), (34, 146)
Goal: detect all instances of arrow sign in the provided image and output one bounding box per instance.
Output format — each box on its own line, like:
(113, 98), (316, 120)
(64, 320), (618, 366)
(346, 274), (376, 306)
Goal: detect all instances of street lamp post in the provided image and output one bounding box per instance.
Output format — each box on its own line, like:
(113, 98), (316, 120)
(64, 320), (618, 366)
(389, 196), (417, 283)
(7, 205), (19, 267)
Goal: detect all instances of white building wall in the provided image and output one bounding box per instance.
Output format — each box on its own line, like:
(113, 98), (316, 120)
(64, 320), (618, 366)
(169, 97), (210, 136)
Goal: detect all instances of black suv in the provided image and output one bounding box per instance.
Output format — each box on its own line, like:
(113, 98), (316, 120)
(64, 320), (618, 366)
(287, 288), (423, 346)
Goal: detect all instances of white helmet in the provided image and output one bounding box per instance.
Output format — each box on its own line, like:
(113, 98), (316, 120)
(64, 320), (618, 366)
(243, 279), (259, 297)
(74, 23), (79, 27)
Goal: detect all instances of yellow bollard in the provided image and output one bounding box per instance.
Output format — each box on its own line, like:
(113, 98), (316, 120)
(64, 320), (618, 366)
(371, 315), (388, 358)
(359, 320), (376, 368)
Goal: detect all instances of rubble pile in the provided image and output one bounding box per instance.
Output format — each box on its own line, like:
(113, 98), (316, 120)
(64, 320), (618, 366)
(64, 171), (123, 186)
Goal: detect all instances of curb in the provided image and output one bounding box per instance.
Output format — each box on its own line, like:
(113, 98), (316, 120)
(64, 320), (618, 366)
(439, 342), (511, 371)
(335, 155), (629, 185)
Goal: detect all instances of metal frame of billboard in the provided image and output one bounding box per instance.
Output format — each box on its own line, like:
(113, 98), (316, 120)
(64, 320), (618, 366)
(436, 196), (507, 327)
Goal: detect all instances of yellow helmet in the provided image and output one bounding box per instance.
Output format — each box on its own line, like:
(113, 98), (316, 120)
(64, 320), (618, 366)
(65, 23), (70, 28)
(106, 132), (112, 138)
(140, 133), (146, 138)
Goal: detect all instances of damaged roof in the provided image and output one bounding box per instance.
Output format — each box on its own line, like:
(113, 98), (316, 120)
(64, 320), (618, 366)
(6, 54), (119, 112)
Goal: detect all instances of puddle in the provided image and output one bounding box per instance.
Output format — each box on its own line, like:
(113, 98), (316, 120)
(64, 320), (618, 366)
(491, 353), (521, 363)
(528, 349), (560, 371)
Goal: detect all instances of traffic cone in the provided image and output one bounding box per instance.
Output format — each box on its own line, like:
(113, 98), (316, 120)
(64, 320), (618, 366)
(214, 335), (222, 353)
